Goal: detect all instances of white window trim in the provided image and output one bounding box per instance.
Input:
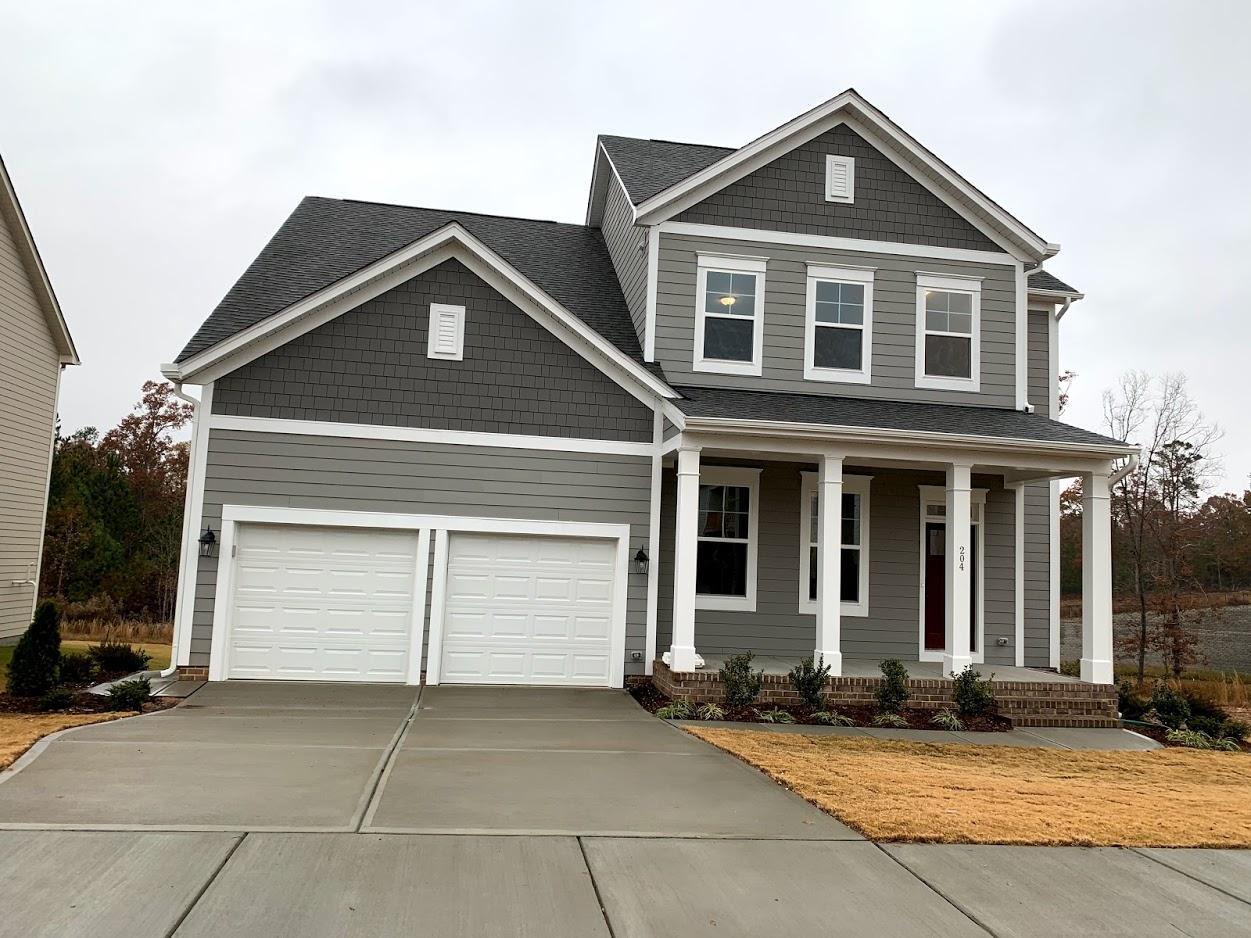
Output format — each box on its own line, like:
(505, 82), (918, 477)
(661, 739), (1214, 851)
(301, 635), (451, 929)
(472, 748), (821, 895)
(427, 303), (466, 360)
(693, 253), (767, 377)
(825, 154), (855, 203)
(694, 466), (761, 612)
(915, 273), (981, 392)
(804, 264), (874, 385)
(799, 473), (871, 617)
(916, 485), (986, 665)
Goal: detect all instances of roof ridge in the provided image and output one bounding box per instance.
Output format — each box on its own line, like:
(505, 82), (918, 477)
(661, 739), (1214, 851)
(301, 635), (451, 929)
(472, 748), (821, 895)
(309, 195), (576, 229)
(600, 133), (733, 151)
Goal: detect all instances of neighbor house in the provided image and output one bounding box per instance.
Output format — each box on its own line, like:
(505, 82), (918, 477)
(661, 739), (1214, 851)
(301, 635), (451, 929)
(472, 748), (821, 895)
(162, 90), (1136, 722)
(0, 154), (78, 640)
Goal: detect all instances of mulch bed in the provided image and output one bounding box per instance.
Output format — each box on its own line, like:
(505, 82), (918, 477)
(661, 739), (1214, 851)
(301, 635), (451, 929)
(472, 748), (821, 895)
(629, 680), (1011, 732)
(0, 689), (175, 716)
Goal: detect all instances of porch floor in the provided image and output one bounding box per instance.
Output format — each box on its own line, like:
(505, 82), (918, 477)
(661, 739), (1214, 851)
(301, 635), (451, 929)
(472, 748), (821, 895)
(696, 655), (1083, 684)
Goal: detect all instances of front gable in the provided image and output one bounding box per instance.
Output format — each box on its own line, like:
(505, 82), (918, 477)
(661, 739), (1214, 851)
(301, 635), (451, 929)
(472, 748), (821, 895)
(675, 124), (1001, 253)
(212, 258), (655, 443)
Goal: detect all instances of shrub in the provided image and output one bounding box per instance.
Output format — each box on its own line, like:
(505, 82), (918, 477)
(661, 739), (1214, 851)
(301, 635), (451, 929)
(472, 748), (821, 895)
(950, 667), (996, 717)
(871, 712), (909, 729)
(719, 652), (764, 709)
(1149, 683), (1191, 729)
(787, 655), (831, 710)
(58, 651), (98, 685)
(1180, 690), (1229, 723)
(812, 710), (856, 727)
(1059, 660), (1081, 678)
(1117, 681), (1149, 720)
(1165, 728), (1240, 752)
(88, 642), (151, 676)
(695, 702), (725, 721)
(1222, 719), (1249, 741)
(7, 601), (62, 696)
(758, 708), (796, 724)
(107, 678), (151, 712)
(931, 708), (965, 731)
(37, 688), (76, 712)
(1189, 715), (1248, 743)
(655, 701), (693, 720)
(875, 659), (910, 714)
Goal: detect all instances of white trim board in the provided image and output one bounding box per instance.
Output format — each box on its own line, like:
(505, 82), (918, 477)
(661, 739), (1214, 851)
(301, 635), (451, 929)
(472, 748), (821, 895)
(174, 383), (213, 667)
(207, 413), (656, 458)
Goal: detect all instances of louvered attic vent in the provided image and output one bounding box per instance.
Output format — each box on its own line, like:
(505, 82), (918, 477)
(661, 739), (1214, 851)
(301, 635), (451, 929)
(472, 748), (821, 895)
(825, 155), (855, 203)
(427, 303), (465, 360)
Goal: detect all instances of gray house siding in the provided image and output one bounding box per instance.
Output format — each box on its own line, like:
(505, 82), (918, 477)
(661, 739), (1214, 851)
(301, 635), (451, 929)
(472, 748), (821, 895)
(656, 463), (1018, 665)
(1027, 309), (1051, 418)
(675, 123), (1002, 253)
(599, 172), (648, 346)
(213, 258), (653, 443)
(191, 430), (653, 672)
(1023, 481), (1052, 667)
(0, 204), (59, 641)
(656, 231), (1017, 408)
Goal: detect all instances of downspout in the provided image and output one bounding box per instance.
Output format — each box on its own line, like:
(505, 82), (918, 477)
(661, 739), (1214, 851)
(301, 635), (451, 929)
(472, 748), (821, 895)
(163, 381), (200, 679)
(1109, 452), (1139, 488)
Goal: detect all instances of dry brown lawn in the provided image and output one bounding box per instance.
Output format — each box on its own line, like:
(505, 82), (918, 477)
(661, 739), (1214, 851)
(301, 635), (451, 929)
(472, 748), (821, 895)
(0, 713), (129, 770)
(687, 727), (1251, 847)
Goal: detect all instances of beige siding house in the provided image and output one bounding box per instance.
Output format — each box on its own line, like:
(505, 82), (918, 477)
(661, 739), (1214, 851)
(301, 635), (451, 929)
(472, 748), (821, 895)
(0, 154), (78, 641)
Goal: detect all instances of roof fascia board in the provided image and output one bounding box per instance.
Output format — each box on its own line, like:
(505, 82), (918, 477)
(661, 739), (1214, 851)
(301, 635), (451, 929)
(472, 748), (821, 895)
(0, 159), (79, 364)
(168, 222), (676, 404)
(1028, 287), (1085, 300)
(584, 142), (612, 227)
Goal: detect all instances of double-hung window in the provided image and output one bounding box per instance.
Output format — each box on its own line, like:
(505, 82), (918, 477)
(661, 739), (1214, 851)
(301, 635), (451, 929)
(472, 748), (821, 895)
(694, 254), (767, 376)
(799, 473), (870, 616)
(695, 467), (760, 611)
(804, 265), (873, 384)
(915, 273), (981, 391)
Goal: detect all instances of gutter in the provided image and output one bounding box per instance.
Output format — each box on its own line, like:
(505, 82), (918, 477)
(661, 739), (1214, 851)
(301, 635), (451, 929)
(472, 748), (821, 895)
(163, 381), (200, 680)
(1109, 452), (1140, 487)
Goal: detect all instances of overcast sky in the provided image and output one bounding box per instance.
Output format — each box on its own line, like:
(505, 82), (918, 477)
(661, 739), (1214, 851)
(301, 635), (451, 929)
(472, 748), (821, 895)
(4, 0), (1248, 490)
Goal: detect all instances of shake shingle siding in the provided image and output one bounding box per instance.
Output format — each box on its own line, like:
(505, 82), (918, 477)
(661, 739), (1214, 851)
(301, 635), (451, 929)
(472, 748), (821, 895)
(598, 173), (648, 346)
(675, 124), (1002, 252)
(212, 259), (653, 443)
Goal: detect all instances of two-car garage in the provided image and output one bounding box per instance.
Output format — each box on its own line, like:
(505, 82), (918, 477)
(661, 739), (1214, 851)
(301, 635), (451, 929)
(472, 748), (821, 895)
(215, 512), (626, 688)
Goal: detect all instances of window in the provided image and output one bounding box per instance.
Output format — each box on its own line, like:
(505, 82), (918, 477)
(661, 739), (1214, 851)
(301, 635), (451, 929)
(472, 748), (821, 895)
(825, 155), (855, 203)
(695, 467), (760, 611)
(915, 274), (981, 391)
(694, 254), (767, 376)
(804, 265), (873, 384)
(427, 303), (465, 360)
(799, 473), (870, 616)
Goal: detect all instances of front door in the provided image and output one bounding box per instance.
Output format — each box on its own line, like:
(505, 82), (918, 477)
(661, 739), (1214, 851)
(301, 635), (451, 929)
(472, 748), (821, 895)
(923, 521), (979, 654)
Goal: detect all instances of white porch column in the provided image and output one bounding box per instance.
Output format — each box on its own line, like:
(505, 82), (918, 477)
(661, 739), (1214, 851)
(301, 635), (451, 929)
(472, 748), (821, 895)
(943, 462), (974, 675)
(1081, 470), (1114, 684)
(669, 447), (701, 671)
(815, 453), (844, 675)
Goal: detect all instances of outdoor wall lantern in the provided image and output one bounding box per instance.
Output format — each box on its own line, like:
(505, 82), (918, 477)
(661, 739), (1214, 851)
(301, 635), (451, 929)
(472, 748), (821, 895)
(633, 546), (649, 576)
(198, 526), (217, 557)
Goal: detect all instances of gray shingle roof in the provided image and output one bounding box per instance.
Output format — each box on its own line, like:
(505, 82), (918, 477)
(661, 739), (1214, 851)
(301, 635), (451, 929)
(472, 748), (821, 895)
(598, 135), (733, 205)
(1028, 269), (1080, 295)
(176, 196), (649, 367)
(673, 385), (1127, 449)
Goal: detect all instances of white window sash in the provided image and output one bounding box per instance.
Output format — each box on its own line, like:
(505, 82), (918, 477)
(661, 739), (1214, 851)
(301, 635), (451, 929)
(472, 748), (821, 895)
(695, 466), (761, 612)
(914, 273), (981, 392)
(693, 253), (767, 377)
(799, 472), (871, 617)
(804, 264), (874, 385)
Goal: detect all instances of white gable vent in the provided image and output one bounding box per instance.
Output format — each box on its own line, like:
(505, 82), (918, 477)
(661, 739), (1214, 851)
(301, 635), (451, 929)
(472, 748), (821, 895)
(427, 303), (465, 360)
(825, 155), (855, 204)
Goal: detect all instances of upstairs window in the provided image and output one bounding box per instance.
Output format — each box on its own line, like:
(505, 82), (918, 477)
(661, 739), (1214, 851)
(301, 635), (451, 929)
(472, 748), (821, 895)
(915, 274), (981, 392)
(695, 467), (760, 611)
(804, 265), (874, 384)
(694, 254), (767, 376)
(427, 303), (466, 360)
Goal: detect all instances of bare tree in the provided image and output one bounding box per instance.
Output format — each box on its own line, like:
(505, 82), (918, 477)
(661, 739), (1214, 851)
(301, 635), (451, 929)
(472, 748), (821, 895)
(1103, 372), (1222, 684)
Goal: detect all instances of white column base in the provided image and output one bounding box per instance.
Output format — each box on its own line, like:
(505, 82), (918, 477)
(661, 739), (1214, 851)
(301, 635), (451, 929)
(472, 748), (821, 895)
(1080, 657), (1114, 685)
(668, 645), (700, 673)
(814, 649), (843, 677)
(942, 653), (974, 676)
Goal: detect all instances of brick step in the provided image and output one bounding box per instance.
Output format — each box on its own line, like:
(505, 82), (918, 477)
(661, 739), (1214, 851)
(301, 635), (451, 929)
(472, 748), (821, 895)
(1009, 715), (1123, 729)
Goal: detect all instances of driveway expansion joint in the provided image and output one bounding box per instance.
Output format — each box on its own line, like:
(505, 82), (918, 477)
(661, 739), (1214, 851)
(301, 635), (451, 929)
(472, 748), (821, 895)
(1130, 848), (1251, 908)
(876, 843), (1001, 937)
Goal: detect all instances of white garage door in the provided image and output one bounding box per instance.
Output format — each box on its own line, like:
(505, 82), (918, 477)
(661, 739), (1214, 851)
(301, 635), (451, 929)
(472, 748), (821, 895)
(440, 532), (618, 686)
(227, 524), (419, 682)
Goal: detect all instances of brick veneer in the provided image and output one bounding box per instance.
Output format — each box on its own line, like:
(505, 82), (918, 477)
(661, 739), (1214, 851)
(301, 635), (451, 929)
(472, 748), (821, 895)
(177, 666), (209, 681)
(652, 660), (1119, 728)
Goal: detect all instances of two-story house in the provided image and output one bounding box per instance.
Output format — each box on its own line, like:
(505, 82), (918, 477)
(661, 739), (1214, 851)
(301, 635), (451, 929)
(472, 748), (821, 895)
(162, 90), (1135, 721)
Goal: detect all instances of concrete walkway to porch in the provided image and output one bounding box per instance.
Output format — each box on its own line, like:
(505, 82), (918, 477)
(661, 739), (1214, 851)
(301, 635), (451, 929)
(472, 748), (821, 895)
(698, 654), (1082, 683)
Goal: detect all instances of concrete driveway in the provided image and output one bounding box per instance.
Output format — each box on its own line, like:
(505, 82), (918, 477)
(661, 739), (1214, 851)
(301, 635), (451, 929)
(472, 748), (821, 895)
(0, 682), (1247, 937)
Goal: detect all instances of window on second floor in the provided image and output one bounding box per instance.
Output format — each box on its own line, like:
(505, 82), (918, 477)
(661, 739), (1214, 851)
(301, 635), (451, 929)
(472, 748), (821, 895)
(915, 273), (981, 392)
(694, 253), (767, 376)
(804, 265), (874, 384)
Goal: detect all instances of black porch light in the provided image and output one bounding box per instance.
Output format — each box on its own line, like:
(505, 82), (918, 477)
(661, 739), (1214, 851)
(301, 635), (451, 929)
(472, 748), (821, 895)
(633, 546), (649, 576)
(198, 526), (217, 557)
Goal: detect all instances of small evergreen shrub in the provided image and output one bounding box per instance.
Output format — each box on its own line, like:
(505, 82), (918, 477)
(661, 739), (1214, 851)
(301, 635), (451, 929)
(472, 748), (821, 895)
(787, 655), (831, 710)
(1058, 660), (1081, 678)
(871, 712), (909, 729)
(758, 707), (796, 724)
(58, 651), (98, 685)
(719, 652), (764, 709)
(950, 667), (996, 717)
(37, 688), (76, 711)
(695, 702), (725, 721)
(1189, 715), (1248, 743)
(1117, 681), (1148, 720)
(88, 642), (151, 676)
(655, 700), (693, 720)
(107, 678), (151, 712)
(875, 659), (910, 714)
(7, 601), (62, 696)
(931, 708), (965, 731)
(812, 710), (855, 727)
(1149, 683), (1191, 729)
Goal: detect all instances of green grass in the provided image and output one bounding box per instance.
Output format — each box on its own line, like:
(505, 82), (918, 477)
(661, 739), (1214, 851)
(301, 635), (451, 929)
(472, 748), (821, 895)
(0, 640), (172, 687)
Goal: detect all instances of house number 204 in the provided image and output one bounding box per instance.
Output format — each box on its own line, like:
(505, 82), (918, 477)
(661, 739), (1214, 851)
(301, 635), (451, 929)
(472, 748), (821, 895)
(958, 546), (966, 571)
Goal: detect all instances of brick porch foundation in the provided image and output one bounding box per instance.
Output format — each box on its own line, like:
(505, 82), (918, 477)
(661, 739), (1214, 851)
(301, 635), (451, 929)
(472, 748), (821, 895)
(652, 660), (1119, 728)
(177, 666), (209, 681)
